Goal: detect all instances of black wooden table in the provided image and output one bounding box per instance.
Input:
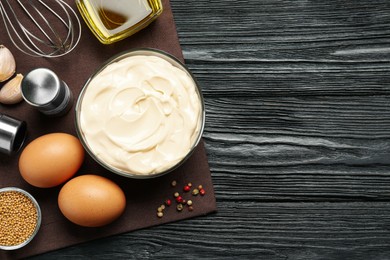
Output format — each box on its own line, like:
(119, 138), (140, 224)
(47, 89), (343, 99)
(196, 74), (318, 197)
(32, 0), (390, 259)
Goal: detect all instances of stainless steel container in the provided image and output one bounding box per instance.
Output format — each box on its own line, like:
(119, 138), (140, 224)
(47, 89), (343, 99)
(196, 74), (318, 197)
(21, 68), (73, 116)
(0, 114), (27, 154)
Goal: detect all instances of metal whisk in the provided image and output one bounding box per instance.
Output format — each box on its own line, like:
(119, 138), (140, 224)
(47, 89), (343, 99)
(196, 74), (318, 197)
(0, 0), (81, 58)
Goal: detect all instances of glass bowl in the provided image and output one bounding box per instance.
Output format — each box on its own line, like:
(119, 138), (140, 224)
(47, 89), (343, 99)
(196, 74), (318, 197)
(0, 187), (42, 250)
(75, 48), (205, 179)
(76, 0), (163, 44)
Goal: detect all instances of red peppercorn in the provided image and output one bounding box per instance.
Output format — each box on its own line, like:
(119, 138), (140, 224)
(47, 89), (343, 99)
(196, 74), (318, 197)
(165, 199), (172, 206)
(176, 196), (183, 203)
(183, 185), (191, 192)
(199, 188), (206, 196)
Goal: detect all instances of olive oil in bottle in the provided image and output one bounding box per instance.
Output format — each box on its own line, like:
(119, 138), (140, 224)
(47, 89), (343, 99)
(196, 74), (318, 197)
(75, 0), (163, 44)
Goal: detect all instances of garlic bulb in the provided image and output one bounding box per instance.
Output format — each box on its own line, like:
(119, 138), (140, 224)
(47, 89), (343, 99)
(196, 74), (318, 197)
(0, 45), (16, 82)
(0, 74), (24, 104)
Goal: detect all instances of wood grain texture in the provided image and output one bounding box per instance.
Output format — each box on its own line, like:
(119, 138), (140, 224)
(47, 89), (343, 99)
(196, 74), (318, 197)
(30, 0), (390, 259)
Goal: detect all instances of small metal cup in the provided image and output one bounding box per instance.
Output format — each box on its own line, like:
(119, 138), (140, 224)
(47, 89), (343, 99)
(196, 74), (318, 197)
(0, 114), (27, 155)
(0, 187), (42, 250)
(21, 68), (73, 117)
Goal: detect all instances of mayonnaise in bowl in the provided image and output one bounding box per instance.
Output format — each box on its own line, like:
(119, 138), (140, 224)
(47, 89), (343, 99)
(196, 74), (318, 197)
(75, 49), (205, 178)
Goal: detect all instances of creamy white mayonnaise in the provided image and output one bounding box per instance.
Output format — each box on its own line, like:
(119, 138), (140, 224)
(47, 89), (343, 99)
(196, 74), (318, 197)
(79, 55), (202, 175)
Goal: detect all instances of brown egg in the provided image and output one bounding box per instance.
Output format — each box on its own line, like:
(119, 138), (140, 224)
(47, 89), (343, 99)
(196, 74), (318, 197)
(58, 174), (126, 227)
(19, 133), (85, 188)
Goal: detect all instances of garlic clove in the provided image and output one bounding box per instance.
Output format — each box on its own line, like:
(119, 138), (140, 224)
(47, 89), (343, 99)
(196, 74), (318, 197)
(0, 45), (16, 82)
(0, 74), (24, 105)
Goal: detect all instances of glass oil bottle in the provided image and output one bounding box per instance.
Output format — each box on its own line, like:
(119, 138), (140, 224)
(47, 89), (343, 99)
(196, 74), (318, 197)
(75, 0), (163, 44)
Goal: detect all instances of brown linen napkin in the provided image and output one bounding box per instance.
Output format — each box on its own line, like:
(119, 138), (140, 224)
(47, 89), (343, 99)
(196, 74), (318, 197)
(0, 0), (216, 259)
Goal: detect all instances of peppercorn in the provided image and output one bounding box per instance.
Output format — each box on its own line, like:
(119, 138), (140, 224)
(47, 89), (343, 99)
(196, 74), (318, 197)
(176, 204), (184, 211)
(183, 185), (191, 192)
(0, 191), (38, 247)
(155, 180), (206, 217)
(176, 196), (183, 203)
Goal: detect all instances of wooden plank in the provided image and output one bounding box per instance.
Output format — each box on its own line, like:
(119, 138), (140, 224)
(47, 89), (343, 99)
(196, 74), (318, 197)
(203, 95), (390, 201)
(171, 0), (390, 97)
(31, 202), (390, 260)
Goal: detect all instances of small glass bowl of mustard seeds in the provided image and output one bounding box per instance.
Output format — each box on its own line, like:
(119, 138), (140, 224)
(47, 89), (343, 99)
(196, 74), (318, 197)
(0, 187), (42, 250)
